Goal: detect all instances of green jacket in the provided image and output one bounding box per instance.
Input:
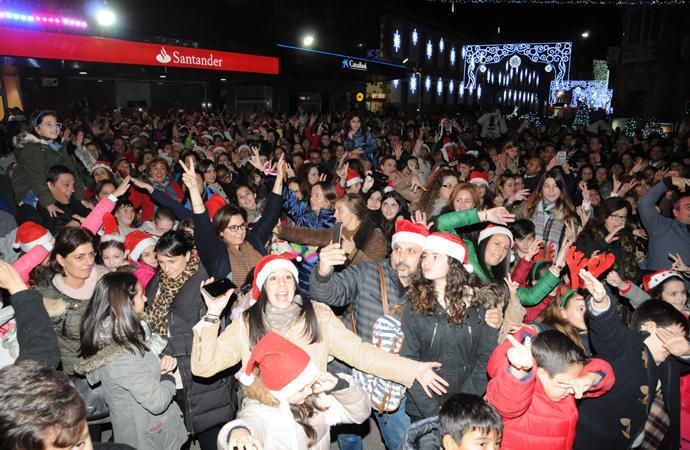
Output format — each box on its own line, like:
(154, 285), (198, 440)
(436, 209), (561, 306)
(12, 133), (85, 208)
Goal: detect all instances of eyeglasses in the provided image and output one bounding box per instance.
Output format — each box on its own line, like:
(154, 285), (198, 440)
(609, 214), (628, 222)
(39, 122), (63, 130)
(226, 223), (248, 232)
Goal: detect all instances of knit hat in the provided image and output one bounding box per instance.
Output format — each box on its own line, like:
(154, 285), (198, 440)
(478, 225), (514, 246)
(124, 230), (156, 262)
(391, 219), (429, 248)
(423, 232), (474, 272)
(252, 254), (299, 301)
(346, 168), (363, 187)
(205, 193), (227, 220)
(91, 161), (113, 174)
(13, 221), (53, 253)
(238, 332), (318, 400)
(469, 171), (489, 186)
(643, 270), (683, 292)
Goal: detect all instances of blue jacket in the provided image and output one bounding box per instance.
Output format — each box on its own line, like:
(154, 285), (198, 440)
(344, 129), (377, 166)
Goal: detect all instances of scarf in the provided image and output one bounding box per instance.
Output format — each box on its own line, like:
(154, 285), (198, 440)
(228, 242), (263, 288)
(264, 295), (303, 337)
(149, 257), (199, 336)
(532, 199), (564, 250)
(52, 267), (102, 301)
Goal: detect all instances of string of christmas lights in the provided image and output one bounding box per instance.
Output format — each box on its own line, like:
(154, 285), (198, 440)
(427, 0), (689, 5)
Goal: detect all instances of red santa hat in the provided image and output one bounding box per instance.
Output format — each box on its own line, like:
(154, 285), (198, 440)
(91, 161), (113, 175)
(478, 225), (514, 246)
(391, 219), (429, 248)
(423, 232), (474, 272)
(643, 270), (683, 292)
(99, 213), (124, 243)
(346, 168), (363, 187)
(205, 193), (227, 220)
(469, 171), (489, 186)
(124, 230), (157, 262)
(252, 254), (299, 302)
(384, 182), (395, 193)
(13, 221), (53, 253)
(441, 142), (457, 163)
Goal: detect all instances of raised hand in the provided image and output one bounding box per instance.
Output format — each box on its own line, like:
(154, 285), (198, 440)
(199, 278), (234, 317)
(669, 252), (690, 273)
(178, 159), (200, 193)
(46, 204), (64, 218)
(228, 427), (263, 450)
(508, 189), (530, 204)
(317, 243), (348, 276)
(412, 210), (434, 230)
(506, 334), (534, 374)
(483, 207), (516, 225)
(579, 269), (608, 305)
(656, 328), (690, 357)
(415, 362), (449, 398)
(525, 237), (544, 261)
(131, 177), (154, 194)
(570, 373), (601, 399)
(605, 270), (626, 290)
(604, 223), (625, 243)
(112, 176), (131, 198)
(0, 260), (27, 294)
(311, 371), (339, 394)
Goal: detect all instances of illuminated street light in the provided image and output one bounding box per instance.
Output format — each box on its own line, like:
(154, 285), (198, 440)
(581, 31), (590, 38)
(96, 8), (116, 26)
(302, 35), (315, 47)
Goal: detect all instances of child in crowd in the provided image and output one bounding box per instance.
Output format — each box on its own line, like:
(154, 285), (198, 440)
(217, 332), (370, 450)
(112, 198), (137, 236)
(99, 239), (128, 272)
(123, 230), (158, 290)
(486, 327), (615, 450)
(139, 205), (177, 237)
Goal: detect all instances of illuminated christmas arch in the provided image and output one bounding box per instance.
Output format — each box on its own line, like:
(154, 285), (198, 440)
(549, 80), (612, 112)
(462, 41), (572, 90)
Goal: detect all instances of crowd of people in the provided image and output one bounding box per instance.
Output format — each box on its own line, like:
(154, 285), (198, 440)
(0, 104), (689, 450)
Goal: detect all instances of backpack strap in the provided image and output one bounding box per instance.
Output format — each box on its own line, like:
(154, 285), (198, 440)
(376, 264), (389, 315)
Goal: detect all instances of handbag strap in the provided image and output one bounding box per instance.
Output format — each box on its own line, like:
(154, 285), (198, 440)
(376, 264), (389, 315)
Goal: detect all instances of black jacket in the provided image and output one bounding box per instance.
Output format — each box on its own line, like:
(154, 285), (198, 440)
(401, 303), (497, 421)
(146, 265), (237, 435)
(575, 292), (688, 450)
(398, 415), (440, 450)
(11, 289), (61, 369)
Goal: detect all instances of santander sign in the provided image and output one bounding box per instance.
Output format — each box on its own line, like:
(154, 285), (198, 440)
(156, 47), (223, 68)
(0, 26), (279, 75)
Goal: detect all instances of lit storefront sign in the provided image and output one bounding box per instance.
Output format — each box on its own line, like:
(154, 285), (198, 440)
(0, 26), (279, 74)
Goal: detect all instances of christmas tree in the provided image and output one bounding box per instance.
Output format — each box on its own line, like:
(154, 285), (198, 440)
(624, 118), (638, 138)
(643, 117), (663, 138)
(572, 102), (590, 128)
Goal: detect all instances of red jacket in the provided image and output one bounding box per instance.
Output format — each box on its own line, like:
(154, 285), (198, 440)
(486, 327), (615, 450)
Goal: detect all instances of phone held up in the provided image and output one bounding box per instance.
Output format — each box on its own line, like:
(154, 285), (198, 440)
(331, 221), (343, 245)
(202, 278), (237, 299)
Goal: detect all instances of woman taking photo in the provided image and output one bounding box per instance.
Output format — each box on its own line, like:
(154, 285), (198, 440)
(515, 169), (578, 250)
(76, 272), (187, 450)
(145, 230), (235, 450)
(401, 232), (499, 422)
(277, 194), (388, 268)
(191, 254), (448, 409)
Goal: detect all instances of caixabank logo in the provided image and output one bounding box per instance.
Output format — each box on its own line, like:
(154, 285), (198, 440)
(155, 46), (224, 68)
(342, 58), (367, 72)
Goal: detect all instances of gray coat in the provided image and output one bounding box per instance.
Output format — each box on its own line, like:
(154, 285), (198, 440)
(76, 344), (188, 450)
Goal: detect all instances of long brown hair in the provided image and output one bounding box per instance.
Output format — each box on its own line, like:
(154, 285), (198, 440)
(534, 289), (587, 352)
(290, 396), (327, 447)
(414, 168), (459, 216)
(440, 183), (479, 214)
(408, 257), (492, 326)
(521, 169), (577, 223)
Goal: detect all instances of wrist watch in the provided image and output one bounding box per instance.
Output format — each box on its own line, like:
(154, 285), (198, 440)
(203, 314), (220, 324)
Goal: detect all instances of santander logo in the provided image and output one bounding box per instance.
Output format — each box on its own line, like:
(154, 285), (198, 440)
(154, 45), (223, 68)
(155, 47), (171, 64)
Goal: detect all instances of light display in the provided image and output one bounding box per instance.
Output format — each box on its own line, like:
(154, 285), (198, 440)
(412, 29), (418, 46)
(545, 64), (553, 72)
(0, 10), (87, 27)
(643, 118), (664, 138)
(392, 79), (399, 88)
(393, 29), (401, 53)
(462, 41), (571, 90)
(549, 80), (611, 110)
(426, 40), (433, 60)
(449, 79), (455, 94)
(479, 64), (487, 73)
(439, 38), (445, 53)
(624, 118), (638, 138)
(437, 77), (443, 95)
(410, 75), (417, 93)
(425, 76), (431, 91)
(459, 82), (465, 96)
(477, 84), (482, 99)
(450, 47), (456, 65)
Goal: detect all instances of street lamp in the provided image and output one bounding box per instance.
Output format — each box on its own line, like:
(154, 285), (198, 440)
(581, 31), (590, 38)
(96, 8), (116, 26)
(302, 34), (315, 47)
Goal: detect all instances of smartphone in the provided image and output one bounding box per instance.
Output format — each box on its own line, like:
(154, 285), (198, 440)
(202, 278), (237, 298)
(331, 222), (343, 245)
(556, 151), (567, 164)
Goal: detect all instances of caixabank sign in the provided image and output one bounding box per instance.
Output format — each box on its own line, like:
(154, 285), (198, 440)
(0, 26), (279, 75)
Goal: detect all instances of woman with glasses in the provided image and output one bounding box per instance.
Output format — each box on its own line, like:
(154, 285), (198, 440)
(575, 197), (639, 283)
(413, 168), (459, 217)
(179, 158), (286, 287)
(12, 110), (87, 218)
